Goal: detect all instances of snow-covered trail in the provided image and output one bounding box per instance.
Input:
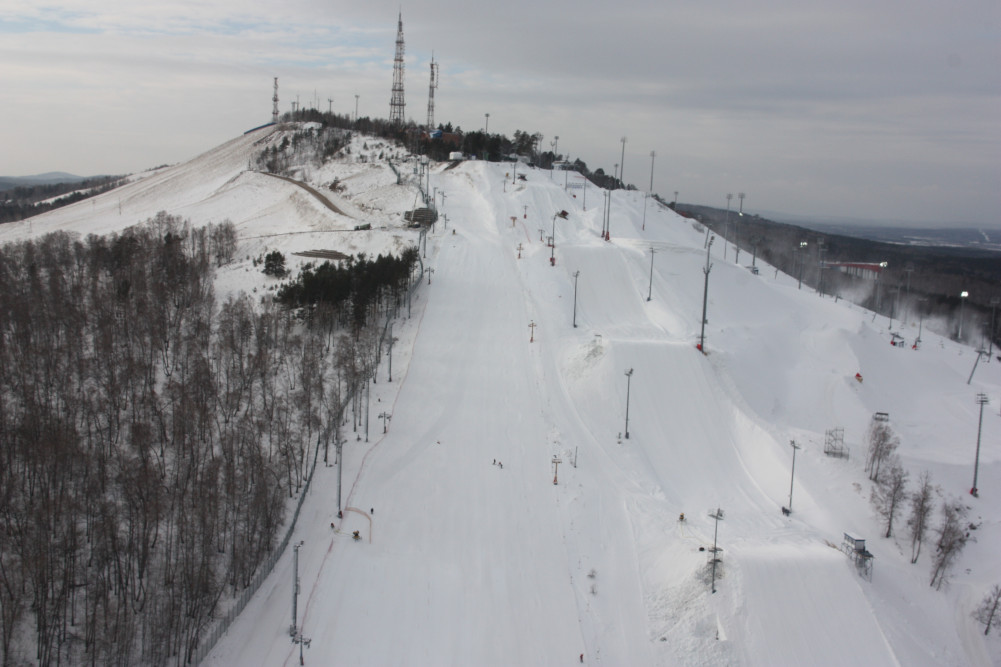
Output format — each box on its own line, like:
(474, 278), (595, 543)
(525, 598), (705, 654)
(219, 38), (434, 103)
(200, 153), (999, 666)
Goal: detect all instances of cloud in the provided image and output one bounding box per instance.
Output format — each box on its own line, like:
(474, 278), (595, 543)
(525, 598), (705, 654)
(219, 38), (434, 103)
(1, 0), (999, 225)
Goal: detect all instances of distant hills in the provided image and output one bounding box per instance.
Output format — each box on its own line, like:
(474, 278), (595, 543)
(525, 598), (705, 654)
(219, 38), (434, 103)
(0, 172), (86, 192)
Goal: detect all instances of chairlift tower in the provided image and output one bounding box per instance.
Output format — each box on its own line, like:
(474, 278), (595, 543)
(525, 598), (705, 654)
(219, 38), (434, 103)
(389, 12), (406, 125)
(426, 56), (438, 129)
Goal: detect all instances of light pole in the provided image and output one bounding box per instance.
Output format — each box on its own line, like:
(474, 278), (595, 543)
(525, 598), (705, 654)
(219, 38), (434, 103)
(709, 508), (724, 593)
(290, 541), (304, 635)
(959, 291), (969, 340)
(699, 236), (715, 352)
(916, 297), (928, 346)
(990, 297), (999, 361)
(817, 241), (827, 296)
(354, 94), (359, 121)
(972, 393), (989, 497)
(797, 241), (808, 289)
(647, 246), (656, 301)
(735, 193), (745, 263)
(573, 270), (580, 328)
(649, 150), (656, 192)
(387, 330), (397, 382)
(336, 436), (344, 511)
(378, 411), (392, 434)
(619, 136), (627, 187)
(624, 368), (634, 439)
(723, 194), (733, 261)
(787, 440), (801, 513)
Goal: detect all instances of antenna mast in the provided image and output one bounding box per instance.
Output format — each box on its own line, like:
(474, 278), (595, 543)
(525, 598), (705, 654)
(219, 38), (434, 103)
(426, 56), (438, 129)
(272, 77), (279, 124)
(389, 12), (406, 125)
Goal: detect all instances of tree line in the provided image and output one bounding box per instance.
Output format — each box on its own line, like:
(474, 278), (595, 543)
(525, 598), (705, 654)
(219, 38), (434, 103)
(0, 213), (381, 665)
(274, 249), (420, 329)
(0, 176), (127, 224)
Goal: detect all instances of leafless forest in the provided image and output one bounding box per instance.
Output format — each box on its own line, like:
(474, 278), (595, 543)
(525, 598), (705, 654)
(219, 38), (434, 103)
(0, 212), (409, 665)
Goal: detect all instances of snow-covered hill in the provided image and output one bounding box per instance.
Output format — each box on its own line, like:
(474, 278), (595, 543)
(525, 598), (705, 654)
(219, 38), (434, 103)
(7, 127), (999, 665)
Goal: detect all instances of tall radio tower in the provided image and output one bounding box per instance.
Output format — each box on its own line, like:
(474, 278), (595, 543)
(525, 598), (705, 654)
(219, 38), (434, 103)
(426, 56), (438, 129)
(272, 77), (279, 124)
(389, 12), (406, 125)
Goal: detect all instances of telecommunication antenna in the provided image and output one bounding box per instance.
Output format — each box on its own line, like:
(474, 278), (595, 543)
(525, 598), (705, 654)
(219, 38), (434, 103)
(426, 56), (439, 129)
(272, 77), (279, 124)
(328, 97), (333, 114)
(389, 12), (406, 125)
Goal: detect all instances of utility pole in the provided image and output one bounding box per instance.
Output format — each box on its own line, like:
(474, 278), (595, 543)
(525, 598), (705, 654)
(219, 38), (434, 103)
(573, 270), (580, 328)
(709, 508), (724, 593)
(552, 455), (562, 485)
(972, 394), (989, 497)
(700, 236), (715, 353)
(378, 411), (392, 434)
(647, 246), (656, 301)
(787, 440), (801, 513)
(624, 368), (634, 439)
(355, 94), (359, 122)
(529, 320), (536, 343)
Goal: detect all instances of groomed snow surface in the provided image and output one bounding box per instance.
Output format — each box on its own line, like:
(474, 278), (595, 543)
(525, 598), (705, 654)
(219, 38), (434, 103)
(13, 127), (1000, 666)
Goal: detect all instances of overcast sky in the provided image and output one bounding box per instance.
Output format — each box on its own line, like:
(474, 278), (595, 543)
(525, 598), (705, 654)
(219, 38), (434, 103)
(2, 0), (999, 226)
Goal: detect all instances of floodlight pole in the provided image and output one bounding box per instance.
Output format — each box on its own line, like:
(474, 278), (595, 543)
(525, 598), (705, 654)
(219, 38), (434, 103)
(959, 291), (969, 339)
(619, 136), (627, 187)
(788, 440), (801, 512)
(735, 192), (745, 263)
(336, 438), (344, 511)
(972, 393), (989, 496)
(365, 380), (370, 442)
(700, 236), (715, 352)
(647, 246), (656, 301)
(797, 241), (808, 289)
(990, 297), (1000, 361)
(624, 368), (634, 439)
(649, 150), (656, 192)
(723, 194), (732, 261)
(290, 541), (304, 636)
(709, 508), (724, 593)
(573, 270), (580, 328)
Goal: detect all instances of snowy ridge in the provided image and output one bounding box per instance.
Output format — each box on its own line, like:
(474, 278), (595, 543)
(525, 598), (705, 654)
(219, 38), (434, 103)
(5, 129), (997, 665)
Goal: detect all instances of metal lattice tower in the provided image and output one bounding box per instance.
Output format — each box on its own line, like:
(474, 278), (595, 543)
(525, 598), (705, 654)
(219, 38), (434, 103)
(272, 77), (279, 124)
(426, 56), (438, 129)
(389, 12), (406, 125)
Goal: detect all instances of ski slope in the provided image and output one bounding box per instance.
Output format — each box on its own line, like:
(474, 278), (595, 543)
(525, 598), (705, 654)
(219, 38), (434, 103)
(9, 128), (998, 665)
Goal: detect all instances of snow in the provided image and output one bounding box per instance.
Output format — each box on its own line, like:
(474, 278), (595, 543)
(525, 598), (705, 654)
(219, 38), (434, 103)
(6, 127), (999, 665)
